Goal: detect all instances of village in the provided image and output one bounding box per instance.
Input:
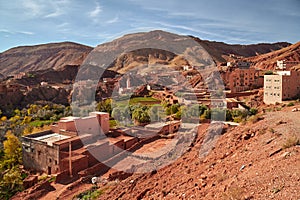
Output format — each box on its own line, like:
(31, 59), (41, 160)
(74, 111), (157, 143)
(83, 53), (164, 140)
(19, 59), (300, 191)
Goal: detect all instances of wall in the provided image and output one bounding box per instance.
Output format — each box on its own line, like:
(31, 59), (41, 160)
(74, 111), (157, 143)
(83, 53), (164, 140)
(228, 68), (262, 92)
(22, 138), (60, 174)
(264, 71), (300, 104)
(58, 121), (77, 132)
(90, 112), (110, 134)
(263, 74), (282, 104)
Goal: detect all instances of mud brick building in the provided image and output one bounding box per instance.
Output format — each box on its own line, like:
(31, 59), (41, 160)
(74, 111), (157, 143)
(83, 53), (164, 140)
(22, 111), (181, 177)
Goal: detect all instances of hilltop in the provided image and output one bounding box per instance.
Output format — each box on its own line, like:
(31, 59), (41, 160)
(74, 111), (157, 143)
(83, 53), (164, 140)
(246, 41), (300, 70)
(190, 36), (290, 64)
(0, 42), (92, 76)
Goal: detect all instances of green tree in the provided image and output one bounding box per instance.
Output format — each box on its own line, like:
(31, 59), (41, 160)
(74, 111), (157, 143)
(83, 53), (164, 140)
(0, 166), (23, 200)
(132, 106), (150, 124)
(96, 99), (112, 115)
(2, 131), (22, 169)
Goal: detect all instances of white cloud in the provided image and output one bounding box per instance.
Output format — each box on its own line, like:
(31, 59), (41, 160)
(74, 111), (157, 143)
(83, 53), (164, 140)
(22, 0), (43, 16)
(44, 0), (70, 18)
(0, 29), (34, 35)
(106, 15), (119, 24)
(0, 29), (14, 34)
(88, 2), (102, 18)
(44, 9), (62, 18)
(17, 31), (34, 35)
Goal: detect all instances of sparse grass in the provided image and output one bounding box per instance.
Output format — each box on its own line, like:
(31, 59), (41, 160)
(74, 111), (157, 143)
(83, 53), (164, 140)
(269, 128), (275, 134)
(287, 102), (294, 107)
(247, 115), (259, 124)
(48, 176), (56, 183)
(38, 174), (48, 182)
(216, 173), (229, 183)
(73, 186), (104, 200)
(29, 120), (53, 127)
(282, 136), (300, 149)
(223, 185), (245, 200)
(271, 185), (284, 194)
(114, 97), (160, 106)
(258, 128), (267, 135)
(276, 107), (282, 111)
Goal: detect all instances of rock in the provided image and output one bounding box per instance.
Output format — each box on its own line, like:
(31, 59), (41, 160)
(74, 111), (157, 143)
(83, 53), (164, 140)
(269, 148), (283, 157)
(243, 133), (252, 140)
(240, 165), (246, 171)
(281, 152), (290, 158)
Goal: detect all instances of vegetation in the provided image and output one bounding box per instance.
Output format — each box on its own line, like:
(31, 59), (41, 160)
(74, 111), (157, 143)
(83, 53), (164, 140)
(74, 186), (104, 200)
(264, 70), (274, 75)
(282, 135), (300, 149)
(0, 131), (23, 200)
(0, 103), (72, 199)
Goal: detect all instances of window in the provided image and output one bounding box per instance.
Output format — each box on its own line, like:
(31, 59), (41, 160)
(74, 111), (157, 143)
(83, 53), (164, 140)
(49, 158), (52, 163)
(55, 160), (58, 165)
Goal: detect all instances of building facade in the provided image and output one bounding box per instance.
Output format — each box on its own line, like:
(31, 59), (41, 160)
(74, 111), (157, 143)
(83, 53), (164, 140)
(228, 68), (263, 92)
(263, 70), (300, 104)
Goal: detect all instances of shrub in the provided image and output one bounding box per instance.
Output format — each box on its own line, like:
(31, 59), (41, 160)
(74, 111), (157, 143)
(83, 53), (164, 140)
(249, 108), (258, 116)
(287, 102), (294, 107)
(264, 70), (274, 75)
(282, 136), (300, 149)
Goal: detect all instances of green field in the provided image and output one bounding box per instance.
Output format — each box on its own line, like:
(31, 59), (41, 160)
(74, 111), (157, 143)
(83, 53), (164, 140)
(114, 97), (160, 106)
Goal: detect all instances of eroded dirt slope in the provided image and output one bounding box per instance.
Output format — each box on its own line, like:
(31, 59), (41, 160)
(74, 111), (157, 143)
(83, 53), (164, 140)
(99, 107), (300, 200)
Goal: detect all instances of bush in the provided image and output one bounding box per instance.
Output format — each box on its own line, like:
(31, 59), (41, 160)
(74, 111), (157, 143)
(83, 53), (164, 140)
(264, 70), (274, 75)
(282, 136), (300, 149)
(287, 102), (294, 107)
(249, 108), (258, 116)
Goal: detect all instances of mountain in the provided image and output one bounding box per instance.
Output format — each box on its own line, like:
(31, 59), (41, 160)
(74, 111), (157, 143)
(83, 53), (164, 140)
(246, 41), (300, 70)
(0, 42), (93, 76)
(0, 31), (291, 78)
(189, 36), (291, 64)
(84, 30), (290, 75)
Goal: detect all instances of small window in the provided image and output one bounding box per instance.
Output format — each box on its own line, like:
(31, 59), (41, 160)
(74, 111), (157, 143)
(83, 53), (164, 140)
(49, 158), (52, 163)
(55, 160), (58, 165)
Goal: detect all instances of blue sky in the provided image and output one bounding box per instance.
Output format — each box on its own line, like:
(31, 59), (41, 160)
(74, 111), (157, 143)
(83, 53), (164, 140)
(0, 0), (299, 52)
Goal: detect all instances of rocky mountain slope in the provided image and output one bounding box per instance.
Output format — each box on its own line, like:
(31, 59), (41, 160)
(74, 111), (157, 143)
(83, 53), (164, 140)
(0, 30), (291, 78)
(246, 41), (300, 70)
(98, 106), (300, 200)
(190, 36), (291, 64)
(0, 42), (92, 76)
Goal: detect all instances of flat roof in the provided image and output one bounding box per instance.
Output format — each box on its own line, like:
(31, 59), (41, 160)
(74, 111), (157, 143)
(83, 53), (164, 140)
(60, 116), (80, 122)
(89, 111), (109, 115)
(32, 133), (70, 146)
(145, 121), (181, 129)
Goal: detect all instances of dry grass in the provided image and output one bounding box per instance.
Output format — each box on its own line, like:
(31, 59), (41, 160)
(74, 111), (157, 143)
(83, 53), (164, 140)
(282, 136), (300, 149)
(222, 185), (245, 200)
